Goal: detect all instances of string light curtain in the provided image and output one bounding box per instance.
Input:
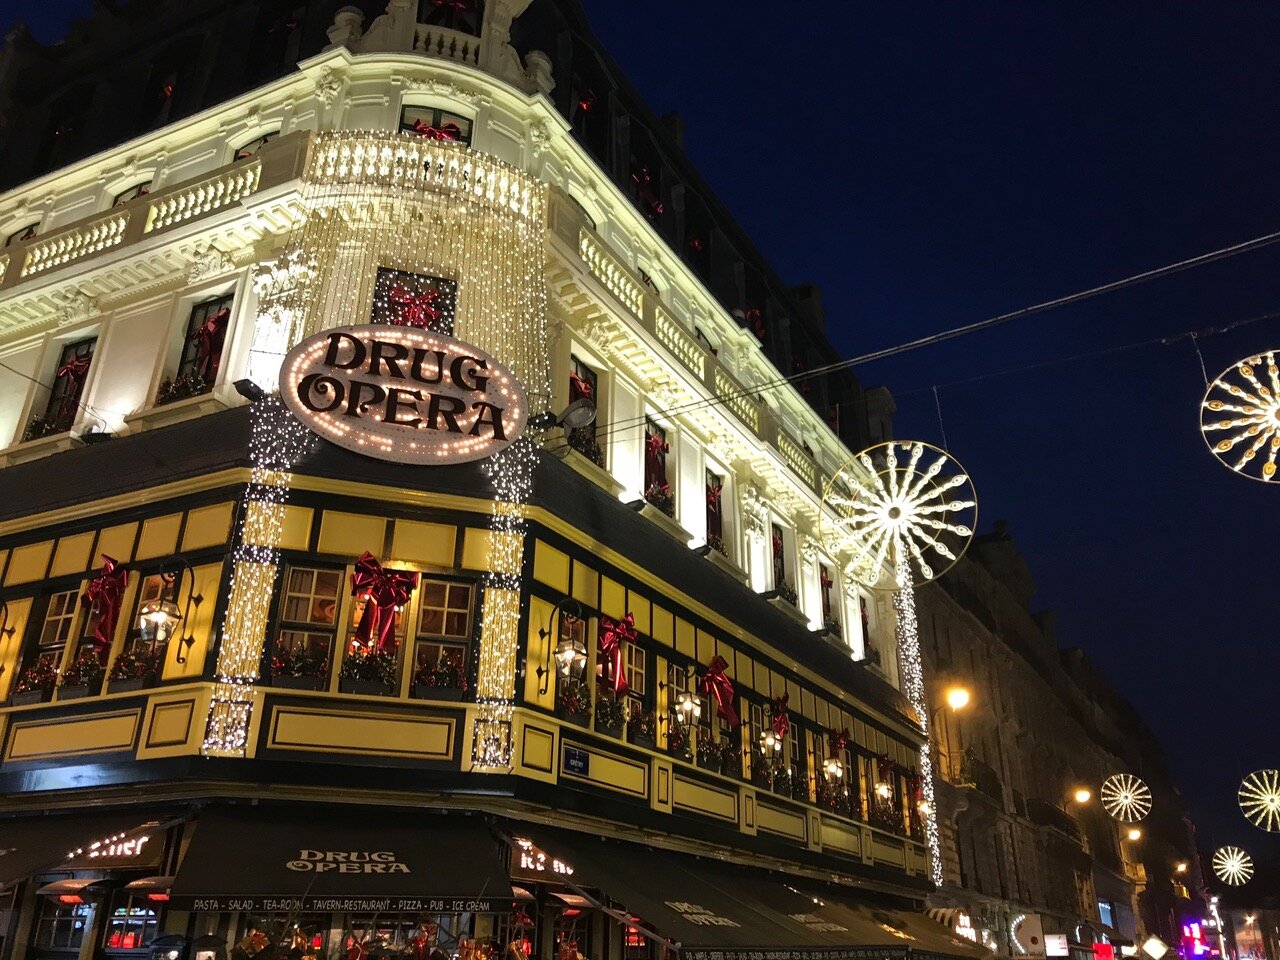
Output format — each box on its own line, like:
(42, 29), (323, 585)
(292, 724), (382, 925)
(202, 132), (549, 760)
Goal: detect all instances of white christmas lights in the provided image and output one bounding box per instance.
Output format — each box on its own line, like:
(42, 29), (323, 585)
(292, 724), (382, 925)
(1211, 845), (1254, 886)
(1201, 351), (1280, 481)
(821, 441), (979, 889)
(200, 131), (548, 760)
(1101, 773), (1153, 823)
(827, 441), (977, 590)
(1238, 769), (1280, 832)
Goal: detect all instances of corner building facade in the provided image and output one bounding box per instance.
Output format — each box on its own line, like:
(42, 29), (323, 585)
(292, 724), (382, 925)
(0, 5), (981, 960)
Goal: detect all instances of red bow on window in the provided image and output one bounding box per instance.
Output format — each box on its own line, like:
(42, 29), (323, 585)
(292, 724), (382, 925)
(645, 433), (669, 458)
(569, 373), (594, 401)
(81, 555), (128, 654)
(189, 306), (230, 383)
(699, 654), (739, 727)
(350, 552), (419, 653)
(598, 613), (634, 695)
(820, 569), (833, 591)
(412, 118), (463, 142)
(828, 727), (850, 755)
(877, 754), (898, 783)
(706, 482), (722, 509)
(770, 693), (790, 739)
(630, 166), (664, 218)
(433, 0), (472, 10)
(389, 283), (444, 328)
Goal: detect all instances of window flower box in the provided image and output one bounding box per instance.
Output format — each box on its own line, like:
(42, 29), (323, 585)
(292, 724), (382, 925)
(412, 684), (465, 701)
(107, 677), (148, 694)
(766, 590), (809, 624)
(124, 390), (230, 434)
(339, 678), (393, 696)
(12, 688), (52, 706)
(594, 692), (625, 739)
(59, 651), (106, 698)
(628, 709), (657, 750)
(699, 545), (748, 584)
(272, 675), (327, 691)
(556, 676), (592, 727)
(108, 648), (162, 693)
(696, 738), (729, 774)
(56, 685), (92, 701)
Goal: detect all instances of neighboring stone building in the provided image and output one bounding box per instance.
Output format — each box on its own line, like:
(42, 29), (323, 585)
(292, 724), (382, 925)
(920, 522), (1205, 959)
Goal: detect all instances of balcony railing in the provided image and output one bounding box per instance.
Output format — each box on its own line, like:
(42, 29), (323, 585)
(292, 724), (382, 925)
(958, 753), (1004, 806)
(1026, 797), (1082, 842)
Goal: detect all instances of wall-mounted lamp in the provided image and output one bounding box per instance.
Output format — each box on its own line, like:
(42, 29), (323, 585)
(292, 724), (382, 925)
(674, 690), (702, 732)
(534, 598), (585, 695)
(823, 755), (845, 782)
(233, 379), (267, 402)
(140, 560), (204, 664)
(528, 398), (597, 432)
(0, 599), (15, 644)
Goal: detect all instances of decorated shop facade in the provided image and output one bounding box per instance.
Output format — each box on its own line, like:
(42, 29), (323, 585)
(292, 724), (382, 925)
(0, 4), (984, 960)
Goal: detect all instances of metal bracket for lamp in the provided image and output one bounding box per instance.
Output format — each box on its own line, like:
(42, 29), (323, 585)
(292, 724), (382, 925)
(140, 559), (204, 665)
(0, 599), (15, 644)
(534, 597), (586, 695)
(528, 397), (597, 432)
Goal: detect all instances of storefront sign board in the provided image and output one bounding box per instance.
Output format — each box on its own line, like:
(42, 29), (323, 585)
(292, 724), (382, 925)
(281, 325), (528, 465)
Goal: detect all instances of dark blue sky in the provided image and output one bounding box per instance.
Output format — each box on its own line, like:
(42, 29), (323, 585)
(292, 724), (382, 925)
(4, 0), (1278, 872)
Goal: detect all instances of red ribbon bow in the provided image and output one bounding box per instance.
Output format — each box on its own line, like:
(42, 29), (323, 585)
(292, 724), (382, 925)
(598, 613), (635, 695)
(829, 727), (850, 754)
(189, 306), (230, 383)
(569, 373), (594, 401)
(820, 568), (833, 590)
(646, 433), (669, 457)
(54, 354), (91, 419)
(706, 482), (722, 509)
(350, 552), (419, 653)
(433, 0), (471, 11)
(412, 118), (463, 142)
(699, 654), (739, 727)
(81, 555), (128, 654)
(770, 693), (790, 739)
(389, 283), (444, 328)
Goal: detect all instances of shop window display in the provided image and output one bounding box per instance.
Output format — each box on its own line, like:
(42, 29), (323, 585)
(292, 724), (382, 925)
(33, 898), (91, 950)
(103, 894), (159, 950)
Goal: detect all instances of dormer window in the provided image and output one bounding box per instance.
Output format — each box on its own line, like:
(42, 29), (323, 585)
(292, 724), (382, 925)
(25, 338), (95, 442)
(418, 0), (483, 36)
(399, 106), (472, 146)
(113, 182), (152, 208)
(234, 132), (276, 161)
(5, 224), (36, 247)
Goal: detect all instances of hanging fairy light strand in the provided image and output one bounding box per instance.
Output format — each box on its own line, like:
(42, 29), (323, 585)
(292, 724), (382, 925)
(199, 130), (548, 762)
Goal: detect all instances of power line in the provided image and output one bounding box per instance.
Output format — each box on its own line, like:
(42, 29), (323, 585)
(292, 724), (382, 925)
(549, 230), (1280, 451)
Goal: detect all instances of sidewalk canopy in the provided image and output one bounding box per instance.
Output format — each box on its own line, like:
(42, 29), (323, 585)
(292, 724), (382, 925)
(0, 814), (163, 885)
(523, 828), (988, 960)
(169, 808), (512, 912)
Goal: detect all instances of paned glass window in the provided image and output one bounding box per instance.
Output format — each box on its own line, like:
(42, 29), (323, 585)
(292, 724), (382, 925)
(103, 894), (159, 949)
(29, 338), (95, 440)
(705, 469), (724, 552)
(34, 898), (91, 950)
(643, 419), (672, 514)
(371, 267), (457, 333)
(820, 563), (837, 627)
(234, 132), (276, 160)
(113, 182), (152, 207)
(417, 0), (484, 36)
(399, 106), (473, 145)
(771, 523), (787, 586)
(38, 589), (80, 653)
(172, 294), (234, 393)
(271, 566), (343, 683)
(413, 578), (474, 695)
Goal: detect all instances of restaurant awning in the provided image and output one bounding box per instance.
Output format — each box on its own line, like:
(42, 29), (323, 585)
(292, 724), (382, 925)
(523, 828), (987, 960)
(169, 808), (512, 913)
(0, 813), (166, 886)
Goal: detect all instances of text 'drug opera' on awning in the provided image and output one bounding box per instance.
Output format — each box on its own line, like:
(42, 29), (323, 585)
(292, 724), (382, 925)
(521, 829), (987, 960)
(168, 808), (512, 912)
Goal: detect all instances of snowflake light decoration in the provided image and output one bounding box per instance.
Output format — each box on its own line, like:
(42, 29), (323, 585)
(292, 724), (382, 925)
(1239, 769), (1280, 833)
(1200, 351), (1280, 481)
(1211, 846), (1254, 886)
(824, 441), (977, 589)
(1101, 773), (1153, 823)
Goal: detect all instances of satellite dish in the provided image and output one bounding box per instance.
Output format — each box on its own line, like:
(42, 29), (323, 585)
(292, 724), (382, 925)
(559, 397), (597, 430)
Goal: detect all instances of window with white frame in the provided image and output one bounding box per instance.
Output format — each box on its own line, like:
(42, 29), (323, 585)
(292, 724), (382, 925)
(643, 418), (673, 517)
(819, 562), (840, 635)
(399, 105), (472, 145)
(770, 522), (796, 604)
(25, 337), (95, 442)
(157, 293), (235, 405)
(705, 468), (726, 557)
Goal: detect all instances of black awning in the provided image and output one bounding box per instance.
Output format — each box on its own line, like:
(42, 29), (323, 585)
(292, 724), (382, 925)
(806, 896), (990, 960)
(0, 814), (165, 885)
(169, 809), (512, 913)
(525, 828), (981, 960)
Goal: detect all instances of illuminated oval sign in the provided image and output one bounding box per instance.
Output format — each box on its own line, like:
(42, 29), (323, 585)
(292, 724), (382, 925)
(280, 324), (527, 464)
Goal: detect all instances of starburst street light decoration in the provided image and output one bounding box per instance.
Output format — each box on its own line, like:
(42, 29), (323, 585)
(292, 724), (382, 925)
(826, 441), (977, 589)
(1101, 773), (1153, 823)
(822, 441), (977, 890)
(1211, 846), (1254, 886)
(1200, 351), (1280, 481)
(1239, 769), (1280, 832)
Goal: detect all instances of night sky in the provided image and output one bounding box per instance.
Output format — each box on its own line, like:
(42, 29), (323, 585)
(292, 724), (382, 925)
(3, 0), (1278, 881)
